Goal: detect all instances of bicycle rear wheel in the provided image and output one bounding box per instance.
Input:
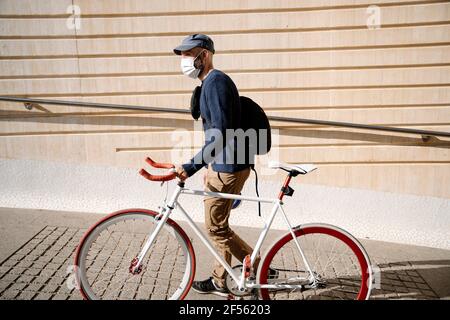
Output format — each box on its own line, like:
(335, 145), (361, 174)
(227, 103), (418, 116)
(74, 209), (195, 300)
(258, 223), (372, 300)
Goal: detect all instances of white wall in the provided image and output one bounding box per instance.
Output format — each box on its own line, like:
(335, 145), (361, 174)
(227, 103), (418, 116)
(1, 0), (450, 198)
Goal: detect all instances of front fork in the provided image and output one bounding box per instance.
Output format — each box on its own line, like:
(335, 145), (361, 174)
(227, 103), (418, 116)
(129, 182), (183, 274)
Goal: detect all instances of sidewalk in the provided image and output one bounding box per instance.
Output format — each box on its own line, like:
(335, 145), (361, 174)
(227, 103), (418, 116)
(0, 207), (449, 300)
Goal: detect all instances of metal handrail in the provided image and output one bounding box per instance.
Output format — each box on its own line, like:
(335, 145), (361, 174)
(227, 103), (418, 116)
(1, 96), (449, 139)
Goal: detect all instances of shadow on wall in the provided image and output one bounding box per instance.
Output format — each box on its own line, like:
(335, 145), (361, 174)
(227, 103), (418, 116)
(0, 112), (194, 130)
(1, 111), (449, 149)
(280, 128), (450, 150)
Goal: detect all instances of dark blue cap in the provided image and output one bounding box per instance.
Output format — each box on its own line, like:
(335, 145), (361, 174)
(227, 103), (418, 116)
(173, 34), (215, 55)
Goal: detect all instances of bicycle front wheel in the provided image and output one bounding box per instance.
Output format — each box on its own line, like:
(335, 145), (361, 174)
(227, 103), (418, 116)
(74, 209), (195, 300)
(258, 223), (372, 300)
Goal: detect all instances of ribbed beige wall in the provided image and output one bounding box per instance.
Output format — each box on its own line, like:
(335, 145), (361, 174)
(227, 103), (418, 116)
(0, 0), (449, 198)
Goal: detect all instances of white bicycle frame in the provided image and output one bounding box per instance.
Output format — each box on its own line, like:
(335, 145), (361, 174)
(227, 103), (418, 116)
(133, 181), (317, 291)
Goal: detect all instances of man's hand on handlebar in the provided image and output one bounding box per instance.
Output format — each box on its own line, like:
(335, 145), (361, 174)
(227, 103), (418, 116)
(176, 166), (189, 181)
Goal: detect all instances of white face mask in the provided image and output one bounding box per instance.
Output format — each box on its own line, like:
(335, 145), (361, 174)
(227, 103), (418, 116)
(180, 50), (205, 79)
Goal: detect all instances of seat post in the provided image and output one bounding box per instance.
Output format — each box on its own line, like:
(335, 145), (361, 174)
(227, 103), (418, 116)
(278, 171), (294, 201)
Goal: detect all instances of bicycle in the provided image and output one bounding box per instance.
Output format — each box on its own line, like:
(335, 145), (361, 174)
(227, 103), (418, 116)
(74, 156), (373, 300)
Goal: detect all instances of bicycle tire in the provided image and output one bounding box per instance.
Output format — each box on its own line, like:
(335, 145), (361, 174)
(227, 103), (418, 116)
(74, 209), (196, 300)
(258, 223), (372, 300)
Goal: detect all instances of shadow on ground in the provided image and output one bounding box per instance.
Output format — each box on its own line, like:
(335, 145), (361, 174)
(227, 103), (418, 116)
(0, 225), (448, 300)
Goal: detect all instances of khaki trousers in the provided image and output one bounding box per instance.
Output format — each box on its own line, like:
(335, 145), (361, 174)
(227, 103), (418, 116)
(204, 165), (260, 288)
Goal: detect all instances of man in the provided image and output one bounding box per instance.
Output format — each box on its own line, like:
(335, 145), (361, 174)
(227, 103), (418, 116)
(173, 34), (258, 296)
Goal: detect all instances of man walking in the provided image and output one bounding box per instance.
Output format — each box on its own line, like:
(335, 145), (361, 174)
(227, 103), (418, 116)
(173, 34), (257, 296)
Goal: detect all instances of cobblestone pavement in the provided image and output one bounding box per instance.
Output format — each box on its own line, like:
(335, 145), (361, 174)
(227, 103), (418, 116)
(368, 260), (439, 299)
(0, 226), (84, 300)
(0, 225), (443, 300)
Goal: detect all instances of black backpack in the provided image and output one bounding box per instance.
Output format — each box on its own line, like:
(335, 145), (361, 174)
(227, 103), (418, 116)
(190, 88), (271, 216)
(239, 96), (272, 156)
(190, 87), (271, 154)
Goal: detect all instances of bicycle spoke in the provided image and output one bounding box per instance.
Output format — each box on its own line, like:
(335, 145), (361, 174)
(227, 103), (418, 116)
(76, 212), (193, 300)
(260, 225), (370, 300)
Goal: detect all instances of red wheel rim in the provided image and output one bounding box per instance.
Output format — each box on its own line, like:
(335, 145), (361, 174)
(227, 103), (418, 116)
(74, 209), (196, 300)
(259, 225), (370, 300)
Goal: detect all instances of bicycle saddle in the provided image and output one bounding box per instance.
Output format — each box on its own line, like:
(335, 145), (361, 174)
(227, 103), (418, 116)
(268, 161), (317, 175)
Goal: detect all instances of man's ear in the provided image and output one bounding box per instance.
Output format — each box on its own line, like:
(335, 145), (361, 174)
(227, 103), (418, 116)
(199, 50), (206, 61)
(199, 50), (209, 66)
(203, 49), (211, 60)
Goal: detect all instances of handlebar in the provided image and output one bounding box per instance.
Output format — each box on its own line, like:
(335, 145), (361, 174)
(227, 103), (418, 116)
(139, 157), (177, 182)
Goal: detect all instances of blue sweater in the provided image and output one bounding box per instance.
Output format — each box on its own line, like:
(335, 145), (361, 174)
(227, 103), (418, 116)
(182, 69), (250, 177)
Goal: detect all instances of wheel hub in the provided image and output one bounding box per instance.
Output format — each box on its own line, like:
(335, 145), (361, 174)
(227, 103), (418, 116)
(129, 257), (142, 275)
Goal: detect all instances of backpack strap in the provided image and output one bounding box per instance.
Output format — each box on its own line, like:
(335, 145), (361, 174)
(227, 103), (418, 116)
(250, 164), (261, 217)
(190, 85), (202, 120)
